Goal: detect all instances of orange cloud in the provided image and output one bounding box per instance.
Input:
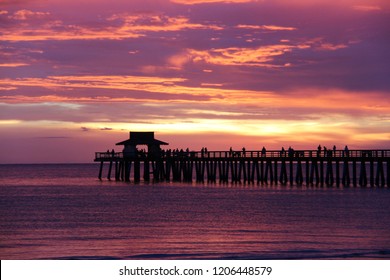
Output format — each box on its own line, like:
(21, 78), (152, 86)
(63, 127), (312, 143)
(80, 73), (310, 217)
(178, 38), (348, 69)
(1, 24), (141, 42)
(316, 43), (348, 51)
(0, 75), (273, 102)
(0, 94), (158, 104)
(10, 9), (50, 20)
(108, 14), (222, 32)
(0, 63), (29, 67)
(187, 45), (298, 67)
(0, 86), (17, 91)
(236, 24), (297, 31)
(1, 14), (222, 42)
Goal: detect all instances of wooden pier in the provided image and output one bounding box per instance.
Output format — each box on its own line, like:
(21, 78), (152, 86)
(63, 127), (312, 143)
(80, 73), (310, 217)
(95, 149), (390, 187)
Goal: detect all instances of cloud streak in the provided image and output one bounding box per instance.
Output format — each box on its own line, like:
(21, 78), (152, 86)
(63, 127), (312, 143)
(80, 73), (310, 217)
(236, 24), (297, 31)
(1, 12), (222, 41)
(187, 45), (303, 67)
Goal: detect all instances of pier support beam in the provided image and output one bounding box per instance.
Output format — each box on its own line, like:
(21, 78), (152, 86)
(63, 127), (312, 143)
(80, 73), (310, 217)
(310, 160), (319, 185)
(195, 160), (204, 182)
(320, 160), (324, 186)
(107, 160), (113, 180)
(305, 160), (310, 186)
(387, 160), (390, 187)
(359, 160), (367, 187)
(342, 160), (350, 187)
(144, 160), (150, 182)
(296, 160), (303, 185)
(165, 159), (172, 181)
(134, 160), (140, 182)
(279, 160), (288, 185)
(325, 160), (334, 186)
(98, 161), (103, 180)
(375, 160), (385, 187)
(264, 160), (273, 184)
(370, 160), (374, 187)
(124, 160), (131, 182)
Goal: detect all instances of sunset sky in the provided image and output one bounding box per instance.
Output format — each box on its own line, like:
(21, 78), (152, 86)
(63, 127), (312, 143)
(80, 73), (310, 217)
(1, 0), (389, 163)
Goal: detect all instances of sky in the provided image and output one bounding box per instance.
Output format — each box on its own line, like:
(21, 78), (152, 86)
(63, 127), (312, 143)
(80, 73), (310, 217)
(1, 0), (389, 163)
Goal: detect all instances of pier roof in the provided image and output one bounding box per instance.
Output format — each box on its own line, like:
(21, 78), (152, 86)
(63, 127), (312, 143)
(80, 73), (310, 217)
(115, 131), (168, 146)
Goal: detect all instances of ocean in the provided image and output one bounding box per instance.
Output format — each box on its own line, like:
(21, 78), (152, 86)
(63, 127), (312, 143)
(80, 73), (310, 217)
(0, 163), (389, 260)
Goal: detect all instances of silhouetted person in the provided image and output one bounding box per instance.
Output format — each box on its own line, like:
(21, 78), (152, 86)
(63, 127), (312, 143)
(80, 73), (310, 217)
(344, 145), (349, 157)
(262, 146), (266, 157)
(288, 146), (293, 157)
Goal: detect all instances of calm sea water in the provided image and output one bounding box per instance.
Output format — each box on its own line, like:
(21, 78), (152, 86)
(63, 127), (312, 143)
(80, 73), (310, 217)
(1, 164), (389, 260)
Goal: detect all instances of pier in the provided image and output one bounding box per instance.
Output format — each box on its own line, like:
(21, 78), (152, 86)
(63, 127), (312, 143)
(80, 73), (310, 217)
(94, 132), (390, 187)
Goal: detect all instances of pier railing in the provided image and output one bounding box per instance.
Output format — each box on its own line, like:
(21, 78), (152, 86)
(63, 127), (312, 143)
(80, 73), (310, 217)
(95, 149), (390, 160)
(95, 152), (123, 160)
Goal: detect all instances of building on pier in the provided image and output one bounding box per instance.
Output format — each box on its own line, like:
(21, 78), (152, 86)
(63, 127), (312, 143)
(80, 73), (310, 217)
(116, 131), (168, 158)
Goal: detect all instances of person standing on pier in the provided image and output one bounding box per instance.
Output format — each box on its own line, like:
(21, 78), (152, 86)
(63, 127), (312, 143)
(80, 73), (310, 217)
(262, 146), (266, 157)
(344, 145), (349, 157)
(287, 146), (292, 157)
(281, 147), (285, 157)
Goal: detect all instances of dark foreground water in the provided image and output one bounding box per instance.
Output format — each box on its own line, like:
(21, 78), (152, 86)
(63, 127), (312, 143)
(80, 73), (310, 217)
(1, 164), (389, 260)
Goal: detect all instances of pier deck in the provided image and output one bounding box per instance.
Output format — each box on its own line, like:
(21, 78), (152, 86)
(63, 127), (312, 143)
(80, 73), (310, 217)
(94, 149), (390, 187)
